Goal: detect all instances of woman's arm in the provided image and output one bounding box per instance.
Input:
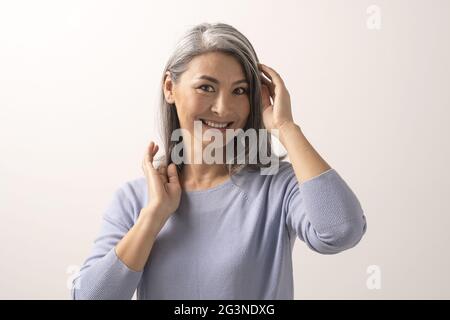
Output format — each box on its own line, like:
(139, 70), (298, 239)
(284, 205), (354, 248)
(71, 186), (147, 300)
(258, 63), (331, 183)
(278, 122), (331, 183)
(72, 142), (181, 299)
(115, 205), (164, 272)
(281, 164), (367, 254)
(259, 63), (366, 253)
(117, 141), (182, 272)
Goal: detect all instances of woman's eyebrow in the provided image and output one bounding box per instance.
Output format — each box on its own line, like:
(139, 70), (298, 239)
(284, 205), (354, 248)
(195, 75), (248, 85)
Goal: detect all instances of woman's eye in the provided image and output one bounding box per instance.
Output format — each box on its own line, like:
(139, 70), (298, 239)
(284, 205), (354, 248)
(199, 85), (214, 92)
(234, 87), (248, 95)
(198, 85), (247, 95)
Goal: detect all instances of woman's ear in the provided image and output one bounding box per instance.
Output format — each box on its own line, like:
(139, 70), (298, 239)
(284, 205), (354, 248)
(163, 71), (175, 104)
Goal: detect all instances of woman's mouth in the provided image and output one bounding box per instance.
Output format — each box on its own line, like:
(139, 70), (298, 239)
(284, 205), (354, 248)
(200, 119), (233, 130)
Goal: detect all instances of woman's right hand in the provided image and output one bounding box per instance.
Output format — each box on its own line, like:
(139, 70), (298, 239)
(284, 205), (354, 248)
(141, 141), (182, 229)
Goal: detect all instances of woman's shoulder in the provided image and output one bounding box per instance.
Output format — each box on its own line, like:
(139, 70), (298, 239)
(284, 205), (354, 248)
(231, 161), (296, 197)
(236, 161), (294, 181)
(114, 176), (147, 209)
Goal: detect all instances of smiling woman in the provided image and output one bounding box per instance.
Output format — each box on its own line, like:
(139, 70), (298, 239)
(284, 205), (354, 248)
(159, 25), (284, 177)
(71, 22), (367, 300)
(164, 52), (253, 156)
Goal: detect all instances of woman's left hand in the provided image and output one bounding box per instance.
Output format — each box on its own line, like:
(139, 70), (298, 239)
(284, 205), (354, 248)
(258, 63), (295, 132)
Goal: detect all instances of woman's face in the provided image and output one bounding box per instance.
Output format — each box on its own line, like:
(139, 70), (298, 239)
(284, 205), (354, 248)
(164, 51), (251, 146)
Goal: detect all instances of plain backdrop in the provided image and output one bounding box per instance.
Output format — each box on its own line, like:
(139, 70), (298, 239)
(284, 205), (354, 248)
(1, 0), (449, 299)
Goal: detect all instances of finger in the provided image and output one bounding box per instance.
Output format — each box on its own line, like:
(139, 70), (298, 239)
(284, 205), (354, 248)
(149, 142), (161, 165)
(259, 63), (285, 89)
(259, 63), (277, 79)
(260, 72), (271, 85)
(259, 64), (273, 81)
(258, 64), (275, 95)
(258, 63), (272, 80)
(260, 75), (275, 99)
(144, 143), (165, 195)
(158, 165), (168, 184)
(167, 163), (180, 185)
(261, 84), (272, 109)
(144, 142), (157, 174)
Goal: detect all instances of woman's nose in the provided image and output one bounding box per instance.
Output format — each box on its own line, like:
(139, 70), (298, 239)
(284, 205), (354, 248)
(211, 93), (231, 115)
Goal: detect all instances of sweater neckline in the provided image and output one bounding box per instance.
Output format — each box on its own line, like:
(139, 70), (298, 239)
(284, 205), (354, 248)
(181, 177), (234, 195)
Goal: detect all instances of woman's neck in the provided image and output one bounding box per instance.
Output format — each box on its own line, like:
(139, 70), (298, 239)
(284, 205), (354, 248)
(180, 163), (230, 191)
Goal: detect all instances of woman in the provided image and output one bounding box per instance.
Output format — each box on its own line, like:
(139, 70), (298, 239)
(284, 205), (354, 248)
(71, 22), (367, 300)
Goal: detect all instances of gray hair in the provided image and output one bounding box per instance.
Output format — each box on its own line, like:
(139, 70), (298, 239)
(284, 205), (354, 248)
(158, 22), (285, 176)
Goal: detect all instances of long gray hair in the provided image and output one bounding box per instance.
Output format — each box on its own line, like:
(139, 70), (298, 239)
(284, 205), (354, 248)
(158, 22), (285, 176)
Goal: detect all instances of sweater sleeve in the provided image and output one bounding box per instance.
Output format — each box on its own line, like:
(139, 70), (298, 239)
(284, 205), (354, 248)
(71, 183), (144, 299)
(283, 164), (367, 254)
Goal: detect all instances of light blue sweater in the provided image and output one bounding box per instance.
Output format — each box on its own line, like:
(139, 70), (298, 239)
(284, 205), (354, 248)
(71, 161), (367, 299)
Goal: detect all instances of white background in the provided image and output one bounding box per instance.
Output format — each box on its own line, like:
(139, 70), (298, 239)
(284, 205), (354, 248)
(0, 0), (449, 299)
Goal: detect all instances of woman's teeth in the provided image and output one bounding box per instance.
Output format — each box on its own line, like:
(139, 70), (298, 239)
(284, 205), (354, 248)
(202, 119), (230, 129)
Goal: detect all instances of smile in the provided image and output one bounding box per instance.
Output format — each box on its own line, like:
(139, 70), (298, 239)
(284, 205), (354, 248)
(200, 119), (233, 129)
